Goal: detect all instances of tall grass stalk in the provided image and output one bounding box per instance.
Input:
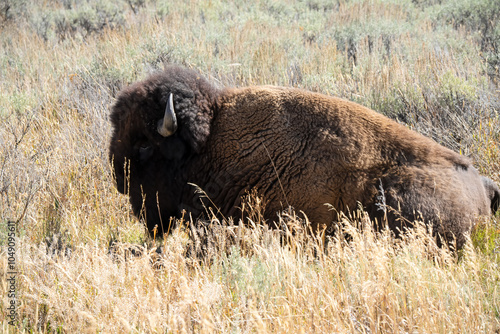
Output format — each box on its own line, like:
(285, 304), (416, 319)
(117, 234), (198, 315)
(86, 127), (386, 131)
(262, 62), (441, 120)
(0, 0), (499, 332)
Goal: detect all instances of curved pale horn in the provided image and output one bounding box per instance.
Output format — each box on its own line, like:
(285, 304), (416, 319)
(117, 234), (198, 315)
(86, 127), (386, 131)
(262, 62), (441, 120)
(157, 93), (178, 137)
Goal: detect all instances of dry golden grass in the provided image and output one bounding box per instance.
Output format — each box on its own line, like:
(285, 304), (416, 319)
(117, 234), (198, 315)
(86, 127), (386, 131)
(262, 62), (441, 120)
(1, 0), (499, 332)
(10, 214), (500, 333)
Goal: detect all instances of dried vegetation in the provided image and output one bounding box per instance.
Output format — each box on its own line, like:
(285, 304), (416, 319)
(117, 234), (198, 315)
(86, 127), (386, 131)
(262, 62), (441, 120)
(0, 0), (499, 332)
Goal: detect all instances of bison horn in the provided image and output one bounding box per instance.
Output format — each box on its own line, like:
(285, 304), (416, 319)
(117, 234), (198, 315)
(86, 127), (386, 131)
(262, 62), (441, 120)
(157, 93), (178, 137)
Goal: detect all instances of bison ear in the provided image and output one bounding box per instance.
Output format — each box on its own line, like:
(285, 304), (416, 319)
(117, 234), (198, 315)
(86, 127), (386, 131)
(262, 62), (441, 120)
(171, 94), (214, 153)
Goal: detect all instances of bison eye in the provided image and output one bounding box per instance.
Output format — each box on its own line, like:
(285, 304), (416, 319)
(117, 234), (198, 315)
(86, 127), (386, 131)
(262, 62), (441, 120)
(139, 145), (153, 162)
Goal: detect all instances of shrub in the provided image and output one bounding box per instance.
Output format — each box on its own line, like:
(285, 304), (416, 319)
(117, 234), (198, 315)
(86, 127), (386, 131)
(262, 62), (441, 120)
(438, 0), (500, 82)
(32, 1), (126, 41)
(0, 0), (28, 24)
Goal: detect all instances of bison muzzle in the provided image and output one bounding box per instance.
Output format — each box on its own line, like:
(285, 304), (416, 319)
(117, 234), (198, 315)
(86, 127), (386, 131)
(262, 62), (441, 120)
(109, 66), (500, 249)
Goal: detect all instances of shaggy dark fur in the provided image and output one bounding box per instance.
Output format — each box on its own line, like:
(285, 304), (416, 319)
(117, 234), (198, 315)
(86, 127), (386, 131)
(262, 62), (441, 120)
(109, 66), (500, 249)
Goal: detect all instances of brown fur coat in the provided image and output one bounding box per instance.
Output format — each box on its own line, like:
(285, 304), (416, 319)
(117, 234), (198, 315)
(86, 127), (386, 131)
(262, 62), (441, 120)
(109, 66), (499, 248)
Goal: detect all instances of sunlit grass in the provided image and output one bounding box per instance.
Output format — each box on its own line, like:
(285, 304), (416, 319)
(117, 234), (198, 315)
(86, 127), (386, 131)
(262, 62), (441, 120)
(0, 0), (499, 332)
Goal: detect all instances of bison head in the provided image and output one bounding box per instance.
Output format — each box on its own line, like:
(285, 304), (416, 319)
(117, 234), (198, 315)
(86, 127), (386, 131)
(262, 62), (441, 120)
(109, 66), (220, 235)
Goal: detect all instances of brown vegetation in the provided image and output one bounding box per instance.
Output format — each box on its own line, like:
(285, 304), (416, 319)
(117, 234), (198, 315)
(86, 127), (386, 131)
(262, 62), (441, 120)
(0, 0), (499, 332)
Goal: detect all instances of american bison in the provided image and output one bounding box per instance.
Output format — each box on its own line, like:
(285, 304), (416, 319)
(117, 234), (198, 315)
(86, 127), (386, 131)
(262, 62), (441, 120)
(109, 65), (499, 248)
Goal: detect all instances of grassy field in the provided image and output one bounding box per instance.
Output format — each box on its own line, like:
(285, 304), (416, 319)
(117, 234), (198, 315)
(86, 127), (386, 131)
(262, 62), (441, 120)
(1, 0), (500, 332)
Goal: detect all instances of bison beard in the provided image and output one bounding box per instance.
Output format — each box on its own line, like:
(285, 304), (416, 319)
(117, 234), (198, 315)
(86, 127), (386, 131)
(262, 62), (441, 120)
(109, 65), (500, 249)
